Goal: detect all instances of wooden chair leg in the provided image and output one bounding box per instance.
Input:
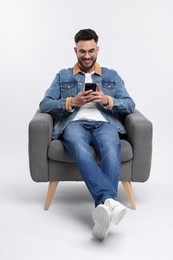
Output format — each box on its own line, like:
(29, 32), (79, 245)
(121, 181), (136, 210)
(44, 181), (59, 210)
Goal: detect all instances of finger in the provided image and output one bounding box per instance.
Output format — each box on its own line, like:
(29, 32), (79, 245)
(83, 89), (93, 95)
(90, 92), (103, 100)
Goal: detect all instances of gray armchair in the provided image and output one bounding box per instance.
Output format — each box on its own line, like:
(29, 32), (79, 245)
(28, 109), (152, 210)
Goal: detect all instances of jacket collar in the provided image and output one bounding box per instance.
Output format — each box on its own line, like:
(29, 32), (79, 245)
(73, 62), (102, 76)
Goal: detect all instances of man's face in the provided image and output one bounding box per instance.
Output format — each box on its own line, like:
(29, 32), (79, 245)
(74, 39), (99, 72)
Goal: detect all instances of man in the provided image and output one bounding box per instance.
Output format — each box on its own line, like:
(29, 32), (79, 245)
(40, 29), (135, 240)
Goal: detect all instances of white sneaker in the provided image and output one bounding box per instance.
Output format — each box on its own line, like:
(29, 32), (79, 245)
(92, 204), (111, 240)
(104, 198), (128, 225)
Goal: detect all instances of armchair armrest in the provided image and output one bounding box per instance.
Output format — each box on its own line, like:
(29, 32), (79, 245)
(124, 109), (153, 182)
(28, 110), (53, 182)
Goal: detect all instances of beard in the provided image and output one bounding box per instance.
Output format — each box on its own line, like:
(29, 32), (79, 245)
(77, 57), (97, 72)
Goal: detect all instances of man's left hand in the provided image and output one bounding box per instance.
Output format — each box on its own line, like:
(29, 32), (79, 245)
(91, 84), (108, 105)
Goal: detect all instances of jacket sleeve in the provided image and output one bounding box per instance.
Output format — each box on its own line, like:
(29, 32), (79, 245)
(39, 74), (67, 115)
(111, 72), (135, 115)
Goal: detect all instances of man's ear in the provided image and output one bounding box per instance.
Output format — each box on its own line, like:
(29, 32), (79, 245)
(74, 47), (77, 54)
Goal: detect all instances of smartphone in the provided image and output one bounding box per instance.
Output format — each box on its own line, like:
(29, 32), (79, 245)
(85, 83), (97, 92)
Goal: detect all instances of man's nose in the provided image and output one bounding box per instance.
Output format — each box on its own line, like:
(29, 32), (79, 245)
(84, 52), (90, 59)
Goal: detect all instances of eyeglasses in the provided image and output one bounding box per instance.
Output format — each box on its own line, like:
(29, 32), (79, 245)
(78, 48), (97, 56)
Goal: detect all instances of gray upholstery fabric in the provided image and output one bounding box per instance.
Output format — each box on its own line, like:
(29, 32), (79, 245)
(48, 159), (133, 182)
(29, 111), (53, 182)
(48, 139), (133, 163)
(28, 109), (152, 183)
(125, 111), (153, 182)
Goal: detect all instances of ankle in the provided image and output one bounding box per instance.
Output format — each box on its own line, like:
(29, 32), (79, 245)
(104, 198), (116, 210)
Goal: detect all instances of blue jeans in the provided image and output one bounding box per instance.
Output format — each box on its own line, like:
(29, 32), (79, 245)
(61, 120), (121, 207)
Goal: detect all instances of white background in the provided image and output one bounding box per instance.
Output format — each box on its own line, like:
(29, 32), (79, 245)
(1, 0), (173, 183)
(0, 0), (173, 259)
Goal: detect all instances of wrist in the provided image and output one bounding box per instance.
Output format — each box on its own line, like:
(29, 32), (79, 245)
(71, 98), (75, 108)
(103, 96), (113, 110)
(103, 96), (109, 105)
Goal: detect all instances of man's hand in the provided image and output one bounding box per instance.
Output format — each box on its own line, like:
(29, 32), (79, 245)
(71, 84), (108, 107)
(91, 84), (108, 105)
(71, 89), (95, 107)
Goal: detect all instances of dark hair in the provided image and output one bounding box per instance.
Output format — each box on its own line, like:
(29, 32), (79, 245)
(74, 29), (99, 44)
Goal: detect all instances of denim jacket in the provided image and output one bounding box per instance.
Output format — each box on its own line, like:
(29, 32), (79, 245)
(39, 63), (135, 140)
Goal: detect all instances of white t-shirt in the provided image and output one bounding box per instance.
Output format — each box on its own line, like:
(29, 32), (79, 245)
(73, 73), (107, 122)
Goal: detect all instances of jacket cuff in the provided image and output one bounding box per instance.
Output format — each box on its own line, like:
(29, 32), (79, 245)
(66, 97), (75, 112)
(105, 96), (114, 110)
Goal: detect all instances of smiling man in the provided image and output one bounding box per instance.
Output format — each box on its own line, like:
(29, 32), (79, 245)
(39, 29), (135, 240)
(74, 36), (99, 72)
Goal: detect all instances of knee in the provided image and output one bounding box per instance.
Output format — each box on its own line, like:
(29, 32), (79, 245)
(105, 137), (121, 150)
(102, 139), (121, 160)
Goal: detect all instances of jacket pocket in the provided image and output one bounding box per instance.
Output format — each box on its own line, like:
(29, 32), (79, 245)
(101, 80), (116, 96)
(60, 81), (78, 98)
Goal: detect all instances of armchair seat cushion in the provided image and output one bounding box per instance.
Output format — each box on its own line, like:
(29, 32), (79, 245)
(48, 139), (133, 163)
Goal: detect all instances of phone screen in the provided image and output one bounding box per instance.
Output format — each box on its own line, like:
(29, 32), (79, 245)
(85, 83), (96, 91)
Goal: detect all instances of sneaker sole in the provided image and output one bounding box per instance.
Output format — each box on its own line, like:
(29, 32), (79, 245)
(92, 205), (110, 240)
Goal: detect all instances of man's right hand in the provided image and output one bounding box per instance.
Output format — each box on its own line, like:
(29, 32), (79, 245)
(71, 90), (95, 107)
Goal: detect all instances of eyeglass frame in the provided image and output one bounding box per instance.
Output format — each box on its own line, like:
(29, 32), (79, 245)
(77, 48), (98, 56)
